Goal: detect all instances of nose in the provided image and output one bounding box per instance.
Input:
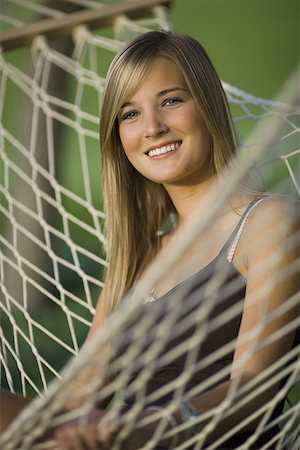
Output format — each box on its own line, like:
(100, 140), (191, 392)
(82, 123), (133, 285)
(144, 110), (168, 138)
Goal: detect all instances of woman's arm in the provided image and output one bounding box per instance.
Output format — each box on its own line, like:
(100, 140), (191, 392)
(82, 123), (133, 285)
(0, 389), (31, 434)
(172, 196), (300, 442)
(85, 289), (108, 346)
(61, 289), (109, 411)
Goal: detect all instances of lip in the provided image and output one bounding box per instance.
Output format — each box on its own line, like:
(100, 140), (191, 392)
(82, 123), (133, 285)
(145, 140), (182, 155)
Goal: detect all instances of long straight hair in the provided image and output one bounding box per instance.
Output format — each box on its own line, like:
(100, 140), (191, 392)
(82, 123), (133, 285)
(100, 31), (240, 316)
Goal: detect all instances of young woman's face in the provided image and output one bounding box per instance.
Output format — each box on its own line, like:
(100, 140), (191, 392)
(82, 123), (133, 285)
(118, 57), (213, 187)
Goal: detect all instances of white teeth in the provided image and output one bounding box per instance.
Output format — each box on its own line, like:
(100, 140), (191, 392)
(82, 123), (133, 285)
(148, 142), (180, 157)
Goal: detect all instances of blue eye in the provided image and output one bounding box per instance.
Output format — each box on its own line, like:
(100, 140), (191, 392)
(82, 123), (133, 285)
(163, 97), (183, 107)
(121, 110), (139, 121)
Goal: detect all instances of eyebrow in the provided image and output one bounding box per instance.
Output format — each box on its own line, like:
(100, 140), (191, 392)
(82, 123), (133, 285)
(157, 87), (188, 97)
(120, 87), (188, 110)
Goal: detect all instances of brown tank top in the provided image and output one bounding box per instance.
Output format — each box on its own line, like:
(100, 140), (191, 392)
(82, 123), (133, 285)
(125, 199), (264, 406)
(115, 198), (298, 447)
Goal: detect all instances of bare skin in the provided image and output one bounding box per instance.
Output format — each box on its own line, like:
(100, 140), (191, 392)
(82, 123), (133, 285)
(0, 389), (31, 434)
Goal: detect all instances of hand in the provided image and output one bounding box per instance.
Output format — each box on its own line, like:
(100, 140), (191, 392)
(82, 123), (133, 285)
(54, 406), (172, 450)
(54, 409), (117, 450)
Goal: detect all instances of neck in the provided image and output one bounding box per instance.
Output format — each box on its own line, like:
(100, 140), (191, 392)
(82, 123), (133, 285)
(164, 175), (221, 225)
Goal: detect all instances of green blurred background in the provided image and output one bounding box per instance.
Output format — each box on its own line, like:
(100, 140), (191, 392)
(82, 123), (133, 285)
(171, 0), (299, 99)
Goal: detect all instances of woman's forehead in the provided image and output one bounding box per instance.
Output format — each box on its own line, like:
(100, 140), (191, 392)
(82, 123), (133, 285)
(124, 57), (187, 100)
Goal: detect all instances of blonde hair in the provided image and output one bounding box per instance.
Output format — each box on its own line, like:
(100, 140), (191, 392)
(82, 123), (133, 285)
(100, 30), (240, 316)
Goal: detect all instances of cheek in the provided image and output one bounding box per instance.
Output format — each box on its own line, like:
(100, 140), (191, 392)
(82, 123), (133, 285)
(119, 128), (137, 158)
(118, 126), (127, 151)
(176, 105), (202, 133)
(119, 129), (140, 167)
(186, 112), (210, 146)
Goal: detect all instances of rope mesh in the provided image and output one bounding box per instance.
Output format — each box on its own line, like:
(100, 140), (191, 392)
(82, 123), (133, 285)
(0, 1), (299, 449)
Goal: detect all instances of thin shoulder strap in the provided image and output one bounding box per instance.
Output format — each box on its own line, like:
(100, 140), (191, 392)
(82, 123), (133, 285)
(227, 198), (264, 263)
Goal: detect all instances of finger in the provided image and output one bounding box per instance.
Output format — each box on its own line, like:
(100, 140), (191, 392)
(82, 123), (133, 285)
(55, 424), (84, 450)
(80, 409), (116, 449)
(96, 420), (118, 448)
(79, 421), (99, 449)
(78, 409), (105, 449)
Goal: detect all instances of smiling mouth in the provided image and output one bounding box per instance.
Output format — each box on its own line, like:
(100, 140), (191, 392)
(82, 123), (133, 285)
(147, 141), (182, 157)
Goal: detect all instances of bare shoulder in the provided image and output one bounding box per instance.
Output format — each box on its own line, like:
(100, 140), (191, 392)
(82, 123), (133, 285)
(248, 195), (299, 233)
(236, 195), (300, 273)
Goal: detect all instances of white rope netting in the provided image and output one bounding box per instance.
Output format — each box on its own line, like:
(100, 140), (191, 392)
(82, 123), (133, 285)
(0, 1), (299, 449)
